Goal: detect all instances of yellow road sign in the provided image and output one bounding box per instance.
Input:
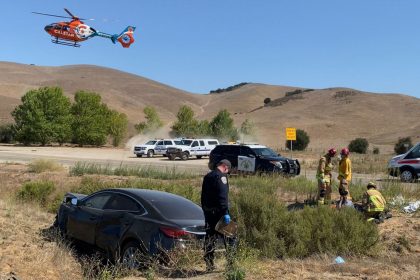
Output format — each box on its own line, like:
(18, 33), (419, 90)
(286, 127), (296, 140)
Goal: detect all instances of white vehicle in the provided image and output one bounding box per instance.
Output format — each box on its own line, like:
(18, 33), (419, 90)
(166, 139), (220, 160)
(133, 139), (160, 158)
(388, 142), (420, 182)
(154, 139), (183, 156)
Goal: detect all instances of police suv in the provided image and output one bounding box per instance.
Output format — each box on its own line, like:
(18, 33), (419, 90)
(388, 142), (420, 182)
(166, 139), (220, 160)
(154, 139), (184, 156)
(209, 143), (300, 176)
(133, 139), (160, 158)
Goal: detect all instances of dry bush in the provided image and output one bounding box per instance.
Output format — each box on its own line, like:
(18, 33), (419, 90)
(28, 159), (64, 173)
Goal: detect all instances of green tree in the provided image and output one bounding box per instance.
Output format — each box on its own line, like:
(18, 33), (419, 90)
(210, 109), (237, 140)
(171, 105), (199, 137)
(349, 138), (369, 154)
(285, 129), (310, 151)
(135, 106), (163, 134)
(394, 137), (412, 154)
(197, 120), (211, 136)
(71, 91), (109, 146)
(12, 87), (72, 145)
(108, 110), (128, 147)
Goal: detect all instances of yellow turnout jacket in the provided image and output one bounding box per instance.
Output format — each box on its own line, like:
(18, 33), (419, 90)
(363, 189), (386, 212)
(338, 156), (352, 181)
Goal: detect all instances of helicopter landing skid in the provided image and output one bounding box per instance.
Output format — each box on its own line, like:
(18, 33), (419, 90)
(51, 38), (81, 47)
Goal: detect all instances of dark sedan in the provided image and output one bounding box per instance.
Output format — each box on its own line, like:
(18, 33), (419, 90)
(55, 188), (206, 268)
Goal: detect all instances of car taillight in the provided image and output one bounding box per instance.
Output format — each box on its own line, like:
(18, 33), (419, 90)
(160, 227), (189, 238)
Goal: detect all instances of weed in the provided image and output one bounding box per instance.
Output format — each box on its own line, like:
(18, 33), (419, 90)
(28, 159), (64, 173)
(16, 180), (55, 207)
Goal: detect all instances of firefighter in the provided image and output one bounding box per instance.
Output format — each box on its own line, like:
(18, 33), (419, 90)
(316, 148), (336, 205)
(362, 182), (387, 222)
(337, 148), (352, 207)
(201, 159), (236, 271)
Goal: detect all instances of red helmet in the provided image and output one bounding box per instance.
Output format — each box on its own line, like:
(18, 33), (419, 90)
(328, 148), (337, 157)
(341, 148), (350, 156)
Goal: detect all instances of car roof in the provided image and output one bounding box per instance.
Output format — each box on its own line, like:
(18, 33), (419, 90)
(219, 144), (267, 149)
(104, 188), (192, 203)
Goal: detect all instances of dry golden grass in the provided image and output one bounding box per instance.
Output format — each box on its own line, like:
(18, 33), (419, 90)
(0, 198), (82, 280)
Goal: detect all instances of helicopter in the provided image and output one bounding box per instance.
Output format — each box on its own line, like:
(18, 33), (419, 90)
(33, 8), (135, 48)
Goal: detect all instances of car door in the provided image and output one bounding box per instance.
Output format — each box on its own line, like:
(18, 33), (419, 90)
(198, 140), (206, 156)
(95, 193), (146, 251)
(67, 193), (112, 244)
(190, 140), (199, 156)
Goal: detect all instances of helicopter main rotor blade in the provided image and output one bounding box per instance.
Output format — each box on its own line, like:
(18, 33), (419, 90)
(64, 8), (77, 19)
(32, 12), (73, 19)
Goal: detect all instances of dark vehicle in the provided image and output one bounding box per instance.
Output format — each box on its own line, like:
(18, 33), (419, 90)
(209, 144), (300, 176)
(56, 188), (205, 268)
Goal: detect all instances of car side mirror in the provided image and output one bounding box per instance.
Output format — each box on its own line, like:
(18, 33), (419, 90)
(71, 198), (79, 206)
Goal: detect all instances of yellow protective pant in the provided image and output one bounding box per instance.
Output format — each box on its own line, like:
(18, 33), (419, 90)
(318, 176), (332, 205)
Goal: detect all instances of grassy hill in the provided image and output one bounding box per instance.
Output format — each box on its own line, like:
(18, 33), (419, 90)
(1, 61), (419, 151)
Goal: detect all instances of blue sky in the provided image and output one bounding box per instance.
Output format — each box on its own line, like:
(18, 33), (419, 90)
(2, 0), (420, 98)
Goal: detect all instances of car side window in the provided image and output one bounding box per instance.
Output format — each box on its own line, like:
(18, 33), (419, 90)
(157, 141), (163, 145)
(240, 146), (255, 157)
(104, 194), (145, 213)
(83, 194), (112, 209)
(208, 141), (218, 145)
(199, 140), (205, 146)
(164, 140), (172, 145)
(192, 141), (199, 147)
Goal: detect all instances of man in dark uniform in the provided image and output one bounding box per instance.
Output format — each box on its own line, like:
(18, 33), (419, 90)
(201, 159), (236, 271)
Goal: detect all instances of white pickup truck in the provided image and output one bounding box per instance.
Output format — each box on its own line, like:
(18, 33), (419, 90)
(166, 139), (219, 160)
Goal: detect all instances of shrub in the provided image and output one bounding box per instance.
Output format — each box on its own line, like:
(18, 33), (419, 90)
(285, 129), (310, 151)
(394, 137), (412, 154)
(0, 123), (15, 143)
(349, 138), (369, 154)
(373, 147), (380, 154)
(16, 180), (55, 207)
(263, 97), (271, 105)
(231, 182), (379, 258)
(28, 159), (64, 173)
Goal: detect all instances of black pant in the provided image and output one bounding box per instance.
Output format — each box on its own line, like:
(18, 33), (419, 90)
(203, 211), (237, 268)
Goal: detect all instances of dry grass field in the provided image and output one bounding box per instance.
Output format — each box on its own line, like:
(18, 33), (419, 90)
(0, 159), (419, 280)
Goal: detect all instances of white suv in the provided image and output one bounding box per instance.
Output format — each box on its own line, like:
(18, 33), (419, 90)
(154, 139), (183, 156)
(388, 142), (420, 182)
(166, 139), (220, 160)
(133, 139), (160, 158)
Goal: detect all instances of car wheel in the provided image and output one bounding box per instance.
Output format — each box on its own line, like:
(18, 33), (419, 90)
(181, 152), (189, 160)
(136, 154), (142, 158)
(147, 150), (154, 158)
(400, 169), (415, 182)
(196, 155), (203, 159)
(168, 154), (176, 160)
(121, 241), (143, 270)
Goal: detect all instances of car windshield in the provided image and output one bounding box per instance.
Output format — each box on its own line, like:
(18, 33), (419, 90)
(180, 140), (193, 146)
(174, 140), (183, 145)
(145, 140), (157, 145)
(252, 147), (279, 157)
(150, 198), (203, 220)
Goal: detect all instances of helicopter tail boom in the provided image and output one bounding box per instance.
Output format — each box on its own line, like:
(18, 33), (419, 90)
(96, 26), (135, 48)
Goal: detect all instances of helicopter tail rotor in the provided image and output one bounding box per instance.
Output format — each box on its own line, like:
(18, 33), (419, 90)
(113, 26), (136, 48)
